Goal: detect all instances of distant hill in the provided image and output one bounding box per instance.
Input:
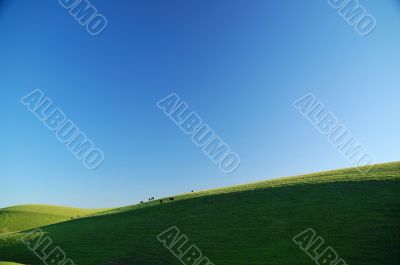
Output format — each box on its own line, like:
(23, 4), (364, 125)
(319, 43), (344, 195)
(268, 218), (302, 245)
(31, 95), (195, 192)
(0, 162), (399, 265)
(0, 204), (105, 235)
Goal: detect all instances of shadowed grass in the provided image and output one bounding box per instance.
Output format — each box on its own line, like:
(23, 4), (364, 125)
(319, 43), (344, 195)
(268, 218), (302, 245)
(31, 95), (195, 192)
(0, 162), (399, 265)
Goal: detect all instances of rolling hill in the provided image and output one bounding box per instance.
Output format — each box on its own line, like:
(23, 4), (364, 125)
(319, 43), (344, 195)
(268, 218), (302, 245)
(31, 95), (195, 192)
(0, 162), (399, 265)
(0, 205), (105, 236)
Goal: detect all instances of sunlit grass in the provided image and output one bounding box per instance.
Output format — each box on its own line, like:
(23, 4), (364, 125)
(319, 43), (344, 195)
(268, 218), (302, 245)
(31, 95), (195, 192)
(0, 162), (399, 265)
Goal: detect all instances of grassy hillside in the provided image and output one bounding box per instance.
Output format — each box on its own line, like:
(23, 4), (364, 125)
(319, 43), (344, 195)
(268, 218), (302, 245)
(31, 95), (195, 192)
(0, 162), (399, 265)
(0, 205), (105, 235)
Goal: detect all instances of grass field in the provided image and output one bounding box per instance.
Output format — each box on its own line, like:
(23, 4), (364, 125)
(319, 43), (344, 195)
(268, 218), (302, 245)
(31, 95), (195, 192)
(0, 162), (399, 265)
(0, 205), (105, 236)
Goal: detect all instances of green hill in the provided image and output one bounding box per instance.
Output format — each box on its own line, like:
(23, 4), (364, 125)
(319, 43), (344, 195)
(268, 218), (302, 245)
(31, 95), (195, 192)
(0, 162), (399, 265)
(0, 205), (105, 235)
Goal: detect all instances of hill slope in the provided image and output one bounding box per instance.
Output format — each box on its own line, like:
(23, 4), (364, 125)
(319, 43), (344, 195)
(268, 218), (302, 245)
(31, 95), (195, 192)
(0, 205), (105, 235)
(0, 162), (399, 265)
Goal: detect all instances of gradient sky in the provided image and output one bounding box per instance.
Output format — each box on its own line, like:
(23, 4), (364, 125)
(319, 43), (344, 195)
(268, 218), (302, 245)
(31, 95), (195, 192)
(1, 0), (399, 208)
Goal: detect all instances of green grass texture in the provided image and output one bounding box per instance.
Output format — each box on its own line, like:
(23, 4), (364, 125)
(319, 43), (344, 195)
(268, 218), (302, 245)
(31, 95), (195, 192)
(1, 162), (399, 265)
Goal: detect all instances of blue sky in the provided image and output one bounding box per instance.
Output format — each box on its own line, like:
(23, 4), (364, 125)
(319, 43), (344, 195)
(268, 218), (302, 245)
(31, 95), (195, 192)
(1, 0), (399, 208)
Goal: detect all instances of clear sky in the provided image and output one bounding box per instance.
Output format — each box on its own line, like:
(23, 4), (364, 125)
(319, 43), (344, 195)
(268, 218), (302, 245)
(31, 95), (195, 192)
(1, 0), (399, 208)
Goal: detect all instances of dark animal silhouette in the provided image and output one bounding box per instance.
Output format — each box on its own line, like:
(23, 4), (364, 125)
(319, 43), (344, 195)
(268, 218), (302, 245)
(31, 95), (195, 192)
(160, 200), (163, 204)
(169, 197), (174, 201)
